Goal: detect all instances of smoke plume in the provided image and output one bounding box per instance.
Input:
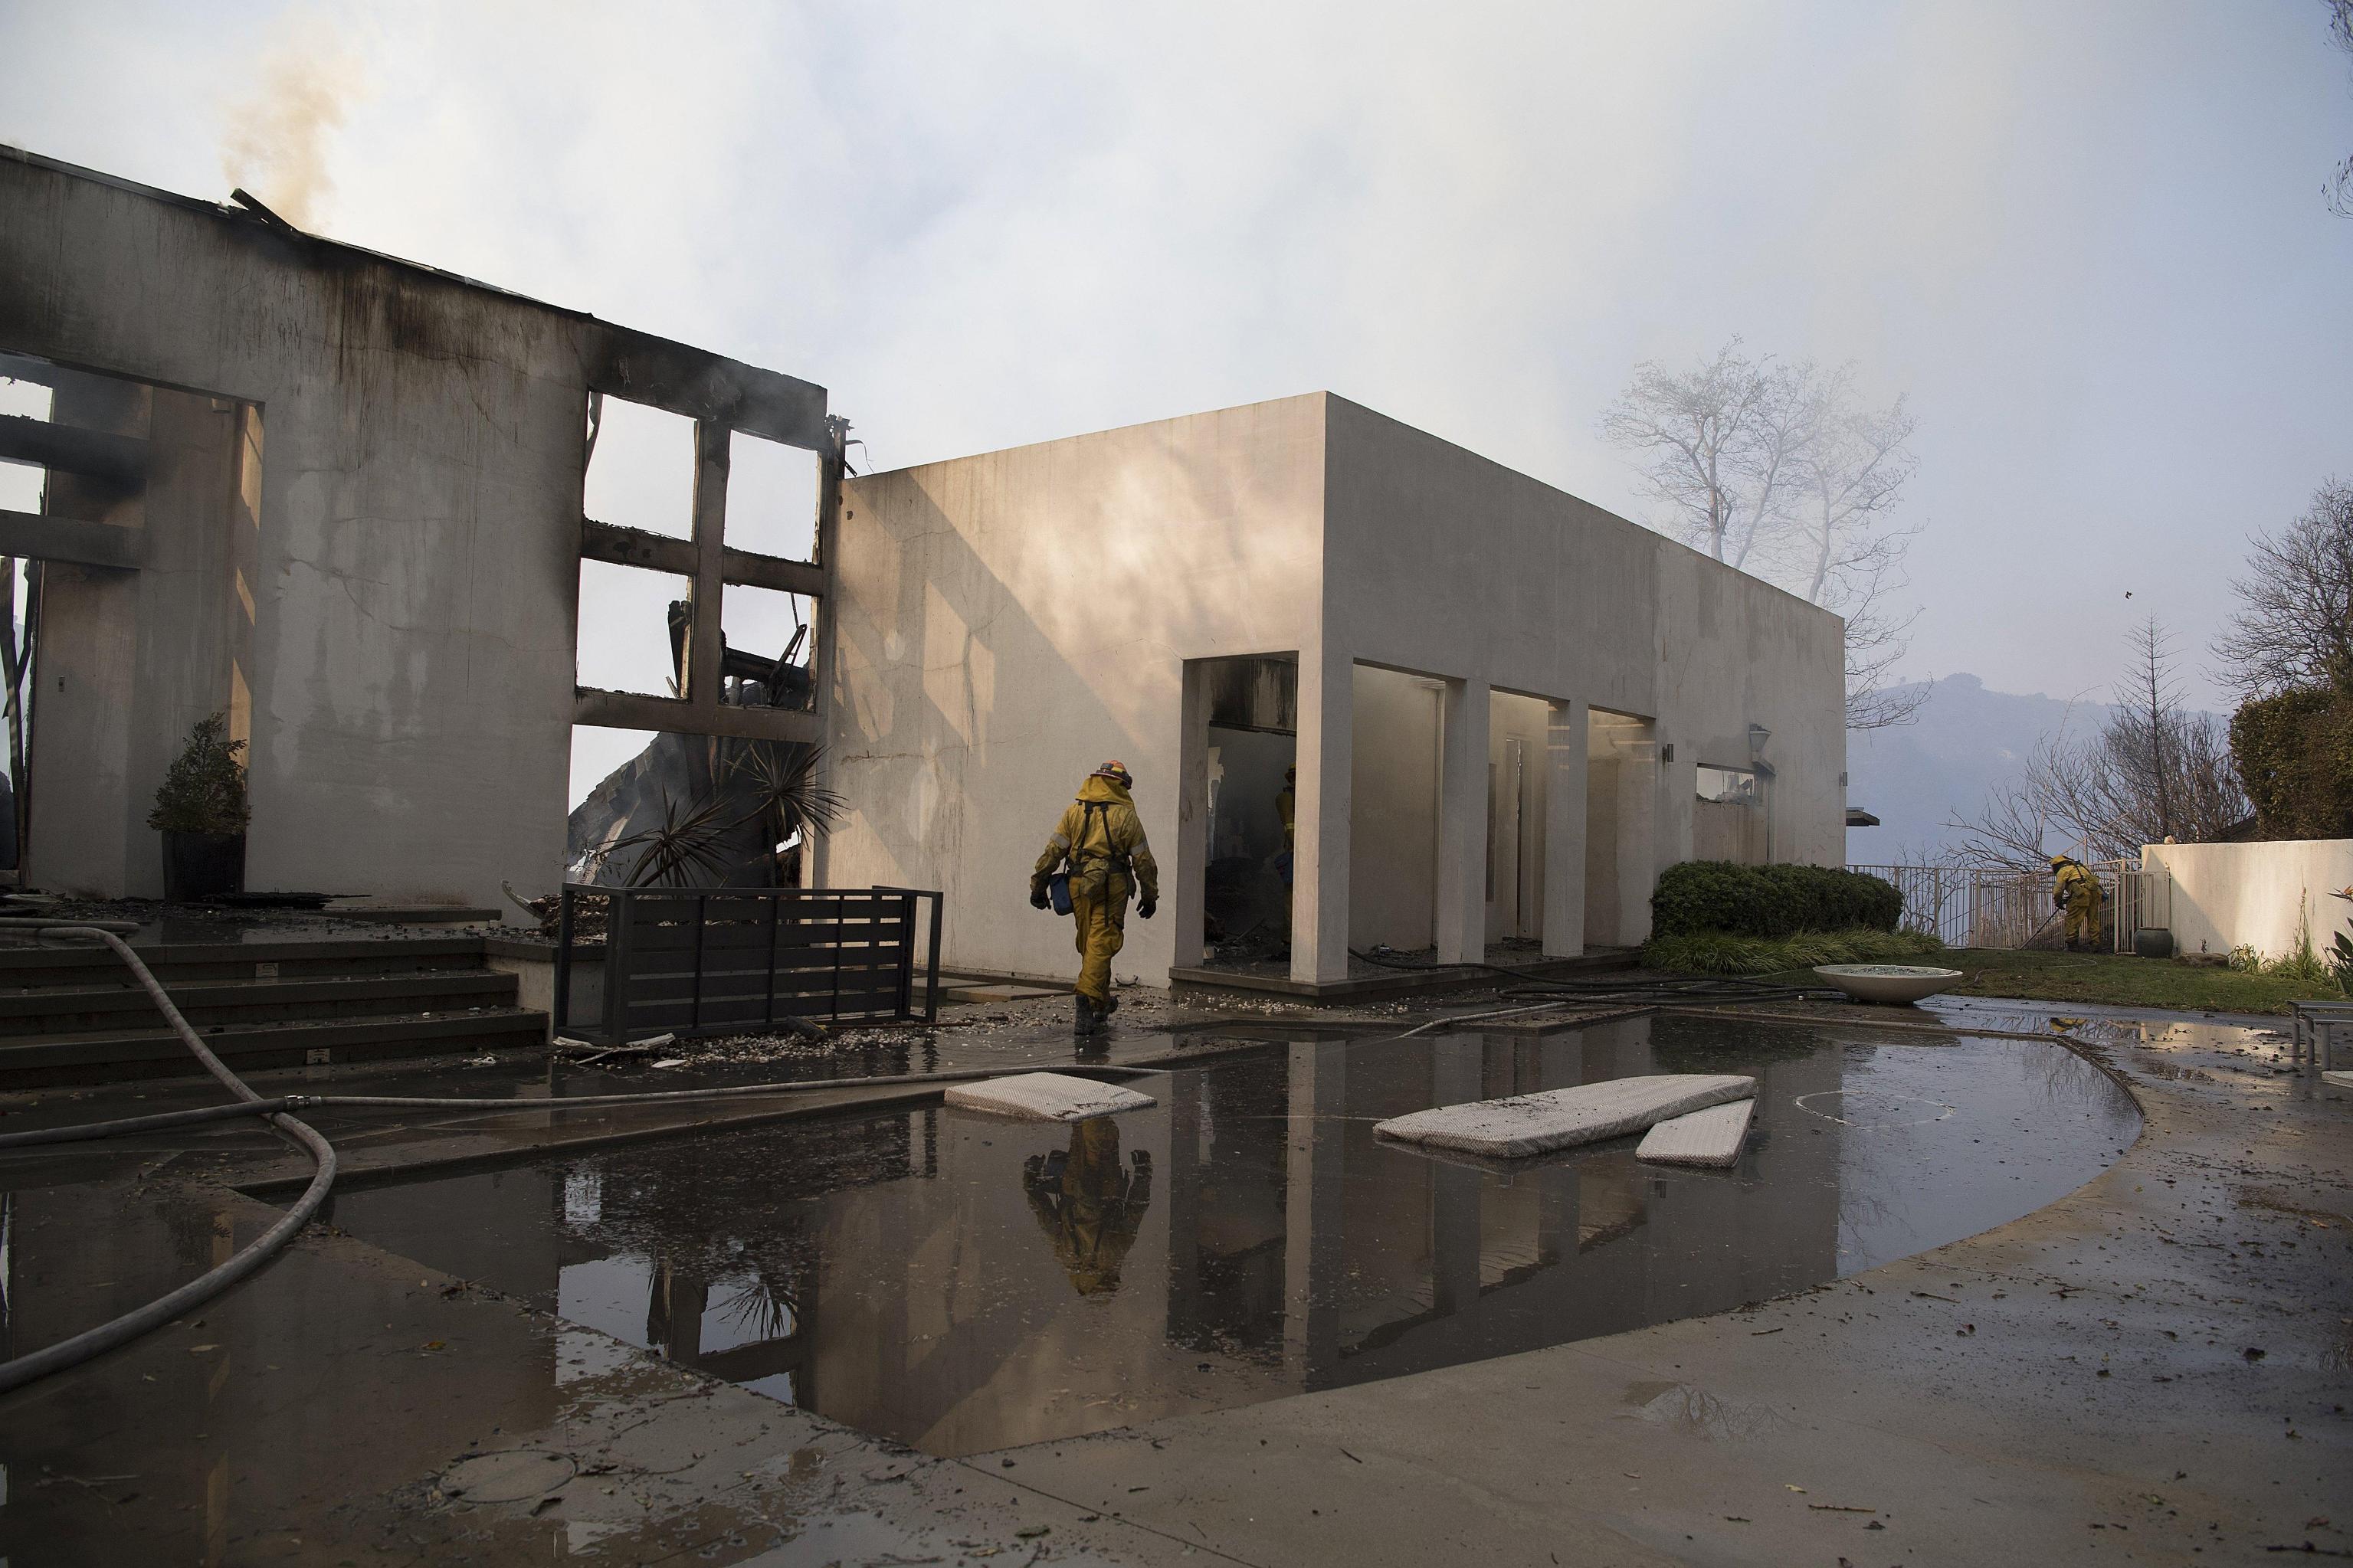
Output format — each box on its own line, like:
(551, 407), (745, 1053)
(218, 23), (365, 230)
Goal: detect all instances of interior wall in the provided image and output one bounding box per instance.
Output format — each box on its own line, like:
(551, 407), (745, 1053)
(1204, 722), (1295, 945)
(1348, 663), (1440, 952)
(1486, 690), (1551, 941)
(1584, 709), (1655, 947)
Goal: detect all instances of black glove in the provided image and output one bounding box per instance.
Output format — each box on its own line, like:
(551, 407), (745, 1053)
(1031, 888), (1050, 910)
(1137, 895), (1157, 920)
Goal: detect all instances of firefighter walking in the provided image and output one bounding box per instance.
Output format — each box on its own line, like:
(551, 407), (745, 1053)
(2050, 854), (2102, 951)
(1031, 760), (1159, 1038)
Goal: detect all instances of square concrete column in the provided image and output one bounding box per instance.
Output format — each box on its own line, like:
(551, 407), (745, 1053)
(1433, 676), (1489, 965)
(1542, 698), (1588, 957)
(1172, 661), (1212, 968)
(1617, 735), (1660, 945)
(1292, 646), (1353, 986)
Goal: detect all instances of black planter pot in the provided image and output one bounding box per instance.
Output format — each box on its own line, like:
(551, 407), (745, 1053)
(162, 831), (244, 902)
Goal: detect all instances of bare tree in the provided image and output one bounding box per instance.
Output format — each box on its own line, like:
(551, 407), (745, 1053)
(2212, 476), (2353, 696)
(1782, 379), (1922, 728)
(2328, 0), (2353, 216)
(1597, 340), (1813, 568)
(1951, 620), (2249, 866)
(1599, 342), (1924, 728)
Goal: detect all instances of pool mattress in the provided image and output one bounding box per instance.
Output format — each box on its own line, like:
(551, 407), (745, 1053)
(1374, 1073), (1755, 1160)
(943, 1071), (1157, 1121)
(1635, 1096), (1756, 1167)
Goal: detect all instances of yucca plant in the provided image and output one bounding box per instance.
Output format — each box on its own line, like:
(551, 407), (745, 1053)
(726, 741), (845, 849)
(598, 790), (742, 888)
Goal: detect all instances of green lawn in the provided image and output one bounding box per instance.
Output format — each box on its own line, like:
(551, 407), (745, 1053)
(1767, 947), (2342, 1016)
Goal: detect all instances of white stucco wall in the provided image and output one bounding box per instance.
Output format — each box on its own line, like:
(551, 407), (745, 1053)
(1320, 398), (1846, 881)
(824, 392), (1847, 987)
(821, 396), (1329, 984)
(2145, 840), (2353, 961)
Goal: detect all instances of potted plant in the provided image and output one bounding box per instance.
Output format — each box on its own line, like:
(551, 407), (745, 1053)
(149, 712), (248, 900)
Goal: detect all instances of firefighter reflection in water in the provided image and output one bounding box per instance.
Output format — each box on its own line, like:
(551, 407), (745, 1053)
(1022, 1119), (1153, 1297)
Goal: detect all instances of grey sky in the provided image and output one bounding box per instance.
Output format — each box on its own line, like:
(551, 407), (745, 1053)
(5, 1), (2348, 803)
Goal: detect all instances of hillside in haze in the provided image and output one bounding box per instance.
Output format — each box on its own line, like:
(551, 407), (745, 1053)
(1843, 673), (2115, 865)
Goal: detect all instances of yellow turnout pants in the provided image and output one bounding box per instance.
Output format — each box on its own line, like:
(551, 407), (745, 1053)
(1071, 889), (1127, 1003)
(2063, 895), (2099, 948)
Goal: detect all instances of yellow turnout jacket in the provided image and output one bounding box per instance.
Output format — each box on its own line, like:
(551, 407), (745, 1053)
(1033, 776), (1160, 905)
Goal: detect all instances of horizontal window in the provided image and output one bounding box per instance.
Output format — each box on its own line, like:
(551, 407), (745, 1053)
(1696, 764), (1760, 805)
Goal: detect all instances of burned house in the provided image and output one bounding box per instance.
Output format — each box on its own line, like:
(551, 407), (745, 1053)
(0, 146), (833, 908)
(0, 146), (1844, 986)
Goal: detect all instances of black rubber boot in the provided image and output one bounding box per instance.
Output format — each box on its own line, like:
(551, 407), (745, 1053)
(1073, 994), (1096, 1039)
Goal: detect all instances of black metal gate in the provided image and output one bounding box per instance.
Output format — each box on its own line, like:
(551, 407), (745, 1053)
(555, 883), (942, 1044)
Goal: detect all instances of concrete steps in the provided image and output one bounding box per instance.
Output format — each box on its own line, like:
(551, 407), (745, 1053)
(0, 935), (548, 1086)
(0, 968), (516, 1034)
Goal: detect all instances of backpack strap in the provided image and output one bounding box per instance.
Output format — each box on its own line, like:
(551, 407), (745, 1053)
(1073, 800), (1135, 879)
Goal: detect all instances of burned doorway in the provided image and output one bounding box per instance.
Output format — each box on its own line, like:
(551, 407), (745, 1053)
(0, 354), (261, 898)
(1196, 654), (1297, 965)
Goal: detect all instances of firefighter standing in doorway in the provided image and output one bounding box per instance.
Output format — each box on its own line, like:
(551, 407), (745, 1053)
(1031, 761), (1159, 1039)
(2050, 854), (2102, 951)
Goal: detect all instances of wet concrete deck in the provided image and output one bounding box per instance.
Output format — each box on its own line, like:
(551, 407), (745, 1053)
(1, 995), (2346, 1564)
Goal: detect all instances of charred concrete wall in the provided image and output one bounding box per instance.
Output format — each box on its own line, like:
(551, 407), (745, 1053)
(0, 150), (585, 902)
(0, 147), (826, 905)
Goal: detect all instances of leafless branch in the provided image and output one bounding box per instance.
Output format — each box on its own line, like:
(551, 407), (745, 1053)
(1949, 621), (2250, 865)
(2211, 476), (2353, 696)
(1599, 344), (1925, 730)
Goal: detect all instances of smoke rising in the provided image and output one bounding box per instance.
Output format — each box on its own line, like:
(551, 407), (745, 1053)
(218, 23), (365, 230)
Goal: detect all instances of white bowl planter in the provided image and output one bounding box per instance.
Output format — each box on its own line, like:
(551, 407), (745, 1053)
(1812, 964), (1965, 1004)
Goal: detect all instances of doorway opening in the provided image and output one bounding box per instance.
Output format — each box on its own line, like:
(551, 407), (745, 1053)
(0, 353), (260, 898)
(1198, 654), (1297, 965)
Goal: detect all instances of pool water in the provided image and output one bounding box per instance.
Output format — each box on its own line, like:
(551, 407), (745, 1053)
(325, 1013), (2139, 1456)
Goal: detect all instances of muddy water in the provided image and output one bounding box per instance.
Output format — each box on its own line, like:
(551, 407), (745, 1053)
(326, 1013), (2139, 1456)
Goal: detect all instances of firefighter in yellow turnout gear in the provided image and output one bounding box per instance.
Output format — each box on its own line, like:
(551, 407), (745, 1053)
(2050, 855), (2102, 951)
(1031, 761), (1161, 1038)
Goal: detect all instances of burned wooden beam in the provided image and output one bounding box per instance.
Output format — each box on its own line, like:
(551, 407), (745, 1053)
(0, 509), (143, 571)
(572, 686), (824, 745)
(581, 517), (824, 597)
(585, 324), (829, 452)
(0, 414), (146, 487)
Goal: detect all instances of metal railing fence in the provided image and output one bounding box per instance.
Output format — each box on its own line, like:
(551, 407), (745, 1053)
(1848, 861), (2168, 953)
(555, 882), (942, 1045)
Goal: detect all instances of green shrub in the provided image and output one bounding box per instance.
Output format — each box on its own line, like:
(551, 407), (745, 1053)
(148, 712), (249, 835)
(1650, 860), (1902, 938)
(2230, 686), (2353, 840)
(1641, 926), (1945, 976)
